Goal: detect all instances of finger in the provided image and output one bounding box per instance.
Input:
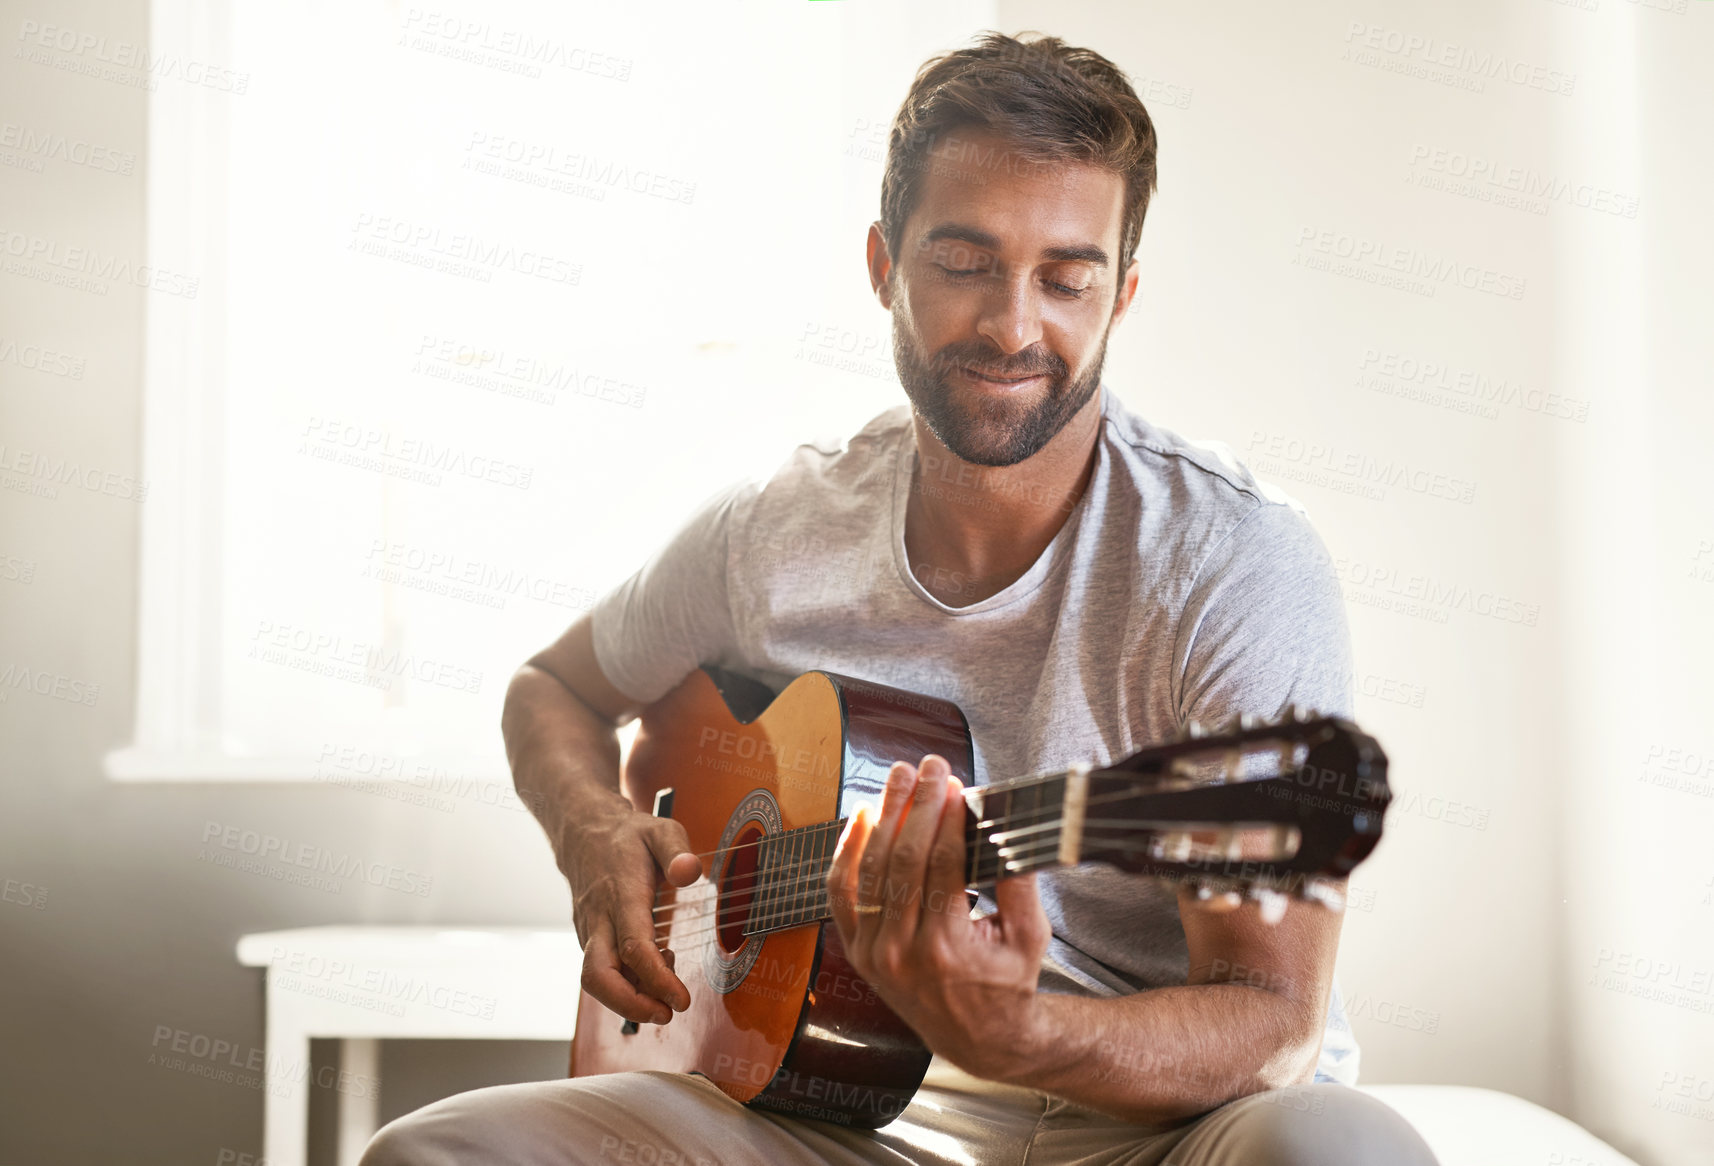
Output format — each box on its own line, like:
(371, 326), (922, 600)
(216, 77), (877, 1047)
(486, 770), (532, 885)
(828, 806), (874, 946)
(580, 921), (674, 1025)
(921, 773), (973, 938)
(615, 913), (690, 1014)
(880, 756), (952, 938)
(992, 869), (1050, 951)
(644, 819), (702, 888)
(856, 762), (918, 945)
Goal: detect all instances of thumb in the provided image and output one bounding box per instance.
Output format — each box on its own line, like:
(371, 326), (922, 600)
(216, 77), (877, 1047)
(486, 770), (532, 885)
(644, 820), (701, 887)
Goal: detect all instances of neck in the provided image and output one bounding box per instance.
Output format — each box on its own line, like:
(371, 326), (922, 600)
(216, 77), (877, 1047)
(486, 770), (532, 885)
(742, 768), (1087, 937)
(903, 390), (1103, 597)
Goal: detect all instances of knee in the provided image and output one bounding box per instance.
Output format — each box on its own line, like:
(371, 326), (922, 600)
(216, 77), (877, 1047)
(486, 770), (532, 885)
(358, 1099), (476, 1166)
(1200, 1085), (1438, 1166)
(358, 1111), (437, 1166)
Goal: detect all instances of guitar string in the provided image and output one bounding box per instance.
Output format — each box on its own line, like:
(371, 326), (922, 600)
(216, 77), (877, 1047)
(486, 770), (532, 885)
(648, 823), (1306, 942)
(645, 777), (1294, 920)
(649, 739), (1300, 871)
(642, 777), (1186, 916)
(645, 804), (1308, 939)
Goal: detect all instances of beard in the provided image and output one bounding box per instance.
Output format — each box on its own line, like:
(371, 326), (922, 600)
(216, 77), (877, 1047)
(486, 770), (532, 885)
(892, 312), (1110, 468)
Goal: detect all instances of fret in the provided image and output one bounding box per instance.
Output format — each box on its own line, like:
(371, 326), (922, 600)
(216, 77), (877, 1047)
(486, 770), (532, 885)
(765, 832), (786, 931)
(746, 835), (773, 936)
(971, 773), (1070, 888)
(789, 824), (806, 926)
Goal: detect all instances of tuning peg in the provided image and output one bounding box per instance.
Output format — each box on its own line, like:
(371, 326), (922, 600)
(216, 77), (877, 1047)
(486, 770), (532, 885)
(1238, 713), (1258, 731)
(1186, 719), (1206, 739)
(1281, 703), (1298, 723)
(1249, 885), (1289, 925)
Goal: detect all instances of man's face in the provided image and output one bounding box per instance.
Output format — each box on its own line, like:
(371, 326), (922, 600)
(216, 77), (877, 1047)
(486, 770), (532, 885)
(873, 129), (1138, 467)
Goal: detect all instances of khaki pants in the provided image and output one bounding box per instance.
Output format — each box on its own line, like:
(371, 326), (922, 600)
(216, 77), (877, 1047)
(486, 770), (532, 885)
(360, 1057), (1439, 1166)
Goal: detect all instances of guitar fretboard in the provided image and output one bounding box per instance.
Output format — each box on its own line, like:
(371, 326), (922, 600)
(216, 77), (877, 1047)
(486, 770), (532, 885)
(738, 771), (1079, 937)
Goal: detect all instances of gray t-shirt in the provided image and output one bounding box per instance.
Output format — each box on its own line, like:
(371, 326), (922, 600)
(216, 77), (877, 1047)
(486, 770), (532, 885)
(590, 384), (1362, 1084)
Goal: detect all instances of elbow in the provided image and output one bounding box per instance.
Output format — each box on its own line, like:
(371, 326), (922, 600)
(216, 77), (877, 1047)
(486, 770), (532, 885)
(1250, 1010), (1325, 1092)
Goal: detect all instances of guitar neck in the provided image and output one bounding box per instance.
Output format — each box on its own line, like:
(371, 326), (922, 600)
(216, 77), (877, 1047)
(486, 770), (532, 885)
(740, 769), (1083, 938)
(736, 712), (1389, 938)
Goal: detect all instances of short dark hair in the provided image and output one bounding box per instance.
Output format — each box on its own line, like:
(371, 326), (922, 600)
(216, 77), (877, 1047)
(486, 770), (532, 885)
(880, 31), (1160, 274)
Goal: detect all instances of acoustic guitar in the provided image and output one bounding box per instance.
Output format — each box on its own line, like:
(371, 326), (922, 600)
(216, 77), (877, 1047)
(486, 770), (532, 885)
(569, 666), (1390, 1127)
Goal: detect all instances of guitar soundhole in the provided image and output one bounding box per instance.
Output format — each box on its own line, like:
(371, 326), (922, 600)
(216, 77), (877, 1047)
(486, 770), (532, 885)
(719, 823), (763, 953)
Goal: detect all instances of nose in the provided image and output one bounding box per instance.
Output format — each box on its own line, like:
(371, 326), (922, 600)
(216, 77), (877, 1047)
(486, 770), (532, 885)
(974, 271), (1044, 357)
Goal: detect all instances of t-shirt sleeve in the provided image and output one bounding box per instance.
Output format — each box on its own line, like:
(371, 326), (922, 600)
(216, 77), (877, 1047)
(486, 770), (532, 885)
(588, 479), (756, 704)
(1172, 500), (1354, 727)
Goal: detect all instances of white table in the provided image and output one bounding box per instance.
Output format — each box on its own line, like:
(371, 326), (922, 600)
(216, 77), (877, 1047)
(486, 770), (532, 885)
(237, 926), (582, 1166)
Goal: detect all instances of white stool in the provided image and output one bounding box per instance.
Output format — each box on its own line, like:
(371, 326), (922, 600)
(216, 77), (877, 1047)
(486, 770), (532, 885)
(237, 926), (582, 1166)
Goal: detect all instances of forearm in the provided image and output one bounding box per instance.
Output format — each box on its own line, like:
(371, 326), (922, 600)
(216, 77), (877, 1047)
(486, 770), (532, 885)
(991, 984), (1323, 1125)
(501, 663), (628, 876)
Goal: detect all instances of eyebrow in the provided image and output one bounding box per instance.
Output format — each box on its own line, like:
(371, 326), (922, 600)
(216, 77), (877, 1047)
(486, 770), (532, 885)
(922, 223), (1110, 268)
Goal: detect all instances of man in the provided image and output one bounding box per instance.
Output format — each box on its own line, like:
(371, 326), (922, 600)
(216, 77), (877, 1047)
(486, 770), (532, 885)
(363, 31), (1437, 1165)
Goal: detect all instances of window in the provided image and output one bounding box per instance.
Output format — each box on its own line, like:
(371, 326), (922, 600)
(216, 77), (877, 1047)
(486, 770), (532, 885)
(109, 0), (995, 780)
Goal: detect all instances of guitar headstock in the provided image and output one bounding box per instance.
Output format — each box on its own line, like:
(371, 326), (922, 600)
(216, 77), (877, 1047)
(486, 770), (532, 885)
(1067, 708), (1389, 919)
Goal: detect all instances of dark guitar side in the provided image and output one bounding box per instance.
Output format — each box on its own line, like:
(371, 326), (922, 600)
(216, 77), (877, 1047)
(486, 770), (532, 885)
(569, 667), (974, 1128)
(749, 673), (974, 1126)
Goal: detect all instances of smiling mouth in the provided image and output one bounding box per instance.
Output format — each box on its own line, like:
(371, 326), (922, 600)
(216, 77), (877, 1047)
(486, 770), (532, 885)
(961, 366), (1046, 385)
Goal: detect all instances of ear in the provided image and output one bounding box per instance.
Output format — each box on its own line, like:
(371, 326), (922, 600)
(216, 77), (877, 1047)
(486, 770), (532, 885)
(866, 222), (895, 309)
(1108, 257), (1141, 328)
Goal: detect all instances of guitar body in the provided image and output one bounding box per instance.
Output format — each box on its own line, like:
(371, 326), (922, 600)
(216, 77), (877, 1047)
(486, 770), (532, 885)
(570, 667), (975, 1127)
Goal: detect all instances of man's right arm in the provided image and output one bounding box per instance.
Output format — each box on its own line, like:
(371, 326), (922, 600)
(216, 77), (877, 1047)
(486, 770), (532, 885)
(502, 613), (701, 1026)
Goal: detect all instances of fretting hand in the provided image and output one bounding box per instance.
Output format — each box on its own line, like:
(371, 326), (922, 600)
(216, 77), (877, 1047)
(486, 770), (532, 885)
(826, 755), (1053, 1081)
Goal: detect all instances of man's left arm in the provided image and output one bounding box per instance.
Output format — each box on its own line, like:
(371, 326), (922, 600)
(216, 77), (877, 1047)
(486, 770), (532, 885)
(827, 498), (1354, 1124)
(828, 759), (1340, 1125)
